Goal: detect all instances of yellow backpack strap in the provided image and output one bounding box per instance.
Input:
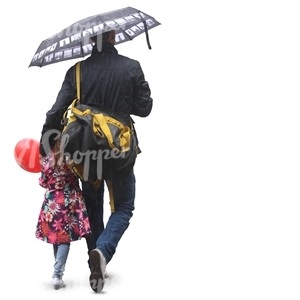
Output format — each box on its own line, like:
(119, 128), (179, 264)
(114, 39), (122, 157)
(94, 113), (116, 148)
(93, 114), (131, 151)
(62, 62), (82, 122)
(70, 61), (131, 152)
(105, 116), (131, 150)
(105, 180), (115, 213)
(75, 61), (81, 100)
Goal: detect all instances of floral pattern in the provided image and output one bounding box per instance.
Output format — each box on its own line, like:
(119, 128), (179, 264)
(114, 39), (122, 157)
(36, 153), (91, 244)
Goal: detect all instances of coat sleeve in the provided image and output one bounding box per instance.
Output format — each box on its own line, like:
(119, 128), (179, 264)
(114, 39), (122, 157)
(39, 66), (76, 156)
(39, 171), (48, 188)
(130, 62), (153, 117)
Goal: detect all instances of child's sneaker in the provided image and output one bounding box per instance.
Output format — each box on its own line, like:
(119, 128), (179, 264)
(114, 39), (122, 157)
(52, 277), (65, 290)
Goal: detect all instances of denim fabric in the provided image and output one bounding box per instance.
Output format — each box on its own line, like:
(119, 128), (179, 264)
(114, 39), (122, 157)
(82, 170), (135, 264)
(82, 180), (105, 259)
(53, 243), (70, 279)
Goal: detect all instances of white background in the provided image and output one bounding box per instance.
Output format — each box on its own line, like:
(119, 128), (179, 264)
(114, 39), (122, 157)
(1, 1), (300, 299)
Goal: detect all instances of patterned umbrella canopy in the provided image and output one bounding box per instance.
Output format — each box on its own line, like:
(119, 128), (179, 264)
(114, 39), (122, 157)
(29, 7), (161, 67)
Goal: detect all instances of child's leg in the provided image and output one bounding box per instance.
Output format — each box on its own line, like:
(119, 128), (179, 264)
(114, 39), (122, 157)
(53, 244), (58, 259)
(53, 243), (70, 279)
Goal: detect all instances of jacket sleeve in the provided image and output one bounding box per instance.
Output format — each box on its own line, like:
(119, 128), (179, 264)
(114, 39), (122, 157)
(130, 62), (153, 117)
(39, 66), (76, 156)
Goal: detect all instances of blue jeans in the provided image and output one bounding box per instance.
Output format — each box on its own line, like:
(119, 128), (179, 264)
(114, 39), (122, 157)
(53, 243), (70, 279)
(82, 170), (135, 264)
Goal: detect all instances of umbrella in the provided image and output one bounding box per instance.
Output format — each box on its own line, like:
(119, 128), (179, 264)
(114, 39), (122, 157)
(29, 7), (161, 67)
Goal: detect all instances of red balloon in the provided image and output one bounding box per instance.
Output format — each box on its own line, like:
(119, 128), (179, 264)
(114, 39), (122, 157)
(14, 138), (41, 173)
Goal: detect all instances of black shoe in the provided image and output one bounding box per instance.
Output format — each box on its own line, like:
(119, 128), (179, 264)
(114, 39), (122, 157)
(89, 249), (106, 293)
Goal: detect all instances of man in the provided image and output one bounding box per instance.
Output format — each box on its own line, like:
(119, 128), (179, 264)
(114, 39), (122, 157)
(39, 30), (153, 293)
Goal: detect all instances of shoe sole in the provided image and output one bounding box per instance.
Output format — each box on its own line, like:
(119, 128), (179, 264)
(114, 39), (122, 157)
(53, 281), (65, 290)
(53, 285), (60, 290)
(89, 250), (105, 293)
(53, 284), (64, 290)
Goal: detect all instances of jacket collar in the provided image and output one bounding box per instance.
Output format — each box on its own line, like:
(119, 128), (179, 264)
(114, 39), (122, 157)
(92, 42), (118, 54)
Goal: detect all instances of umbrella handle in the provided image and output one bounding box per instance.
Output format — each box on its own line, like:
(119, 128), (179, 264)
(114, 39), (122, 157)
(138, 11), (152, 50)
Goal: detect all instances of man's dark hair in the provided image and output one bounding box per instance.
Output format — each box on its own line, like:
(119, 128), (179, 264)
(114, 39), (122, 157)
(91, 31), (110, 44)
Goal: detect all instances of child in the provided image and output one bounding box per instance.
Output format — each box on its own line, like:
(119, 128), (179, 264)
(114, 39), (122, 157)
(35, 138), (91, 289)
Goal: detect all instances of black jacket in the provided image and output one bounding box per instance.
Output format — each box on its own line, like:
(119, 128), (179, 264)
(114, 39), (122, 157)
(40, 42), (153, 156)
